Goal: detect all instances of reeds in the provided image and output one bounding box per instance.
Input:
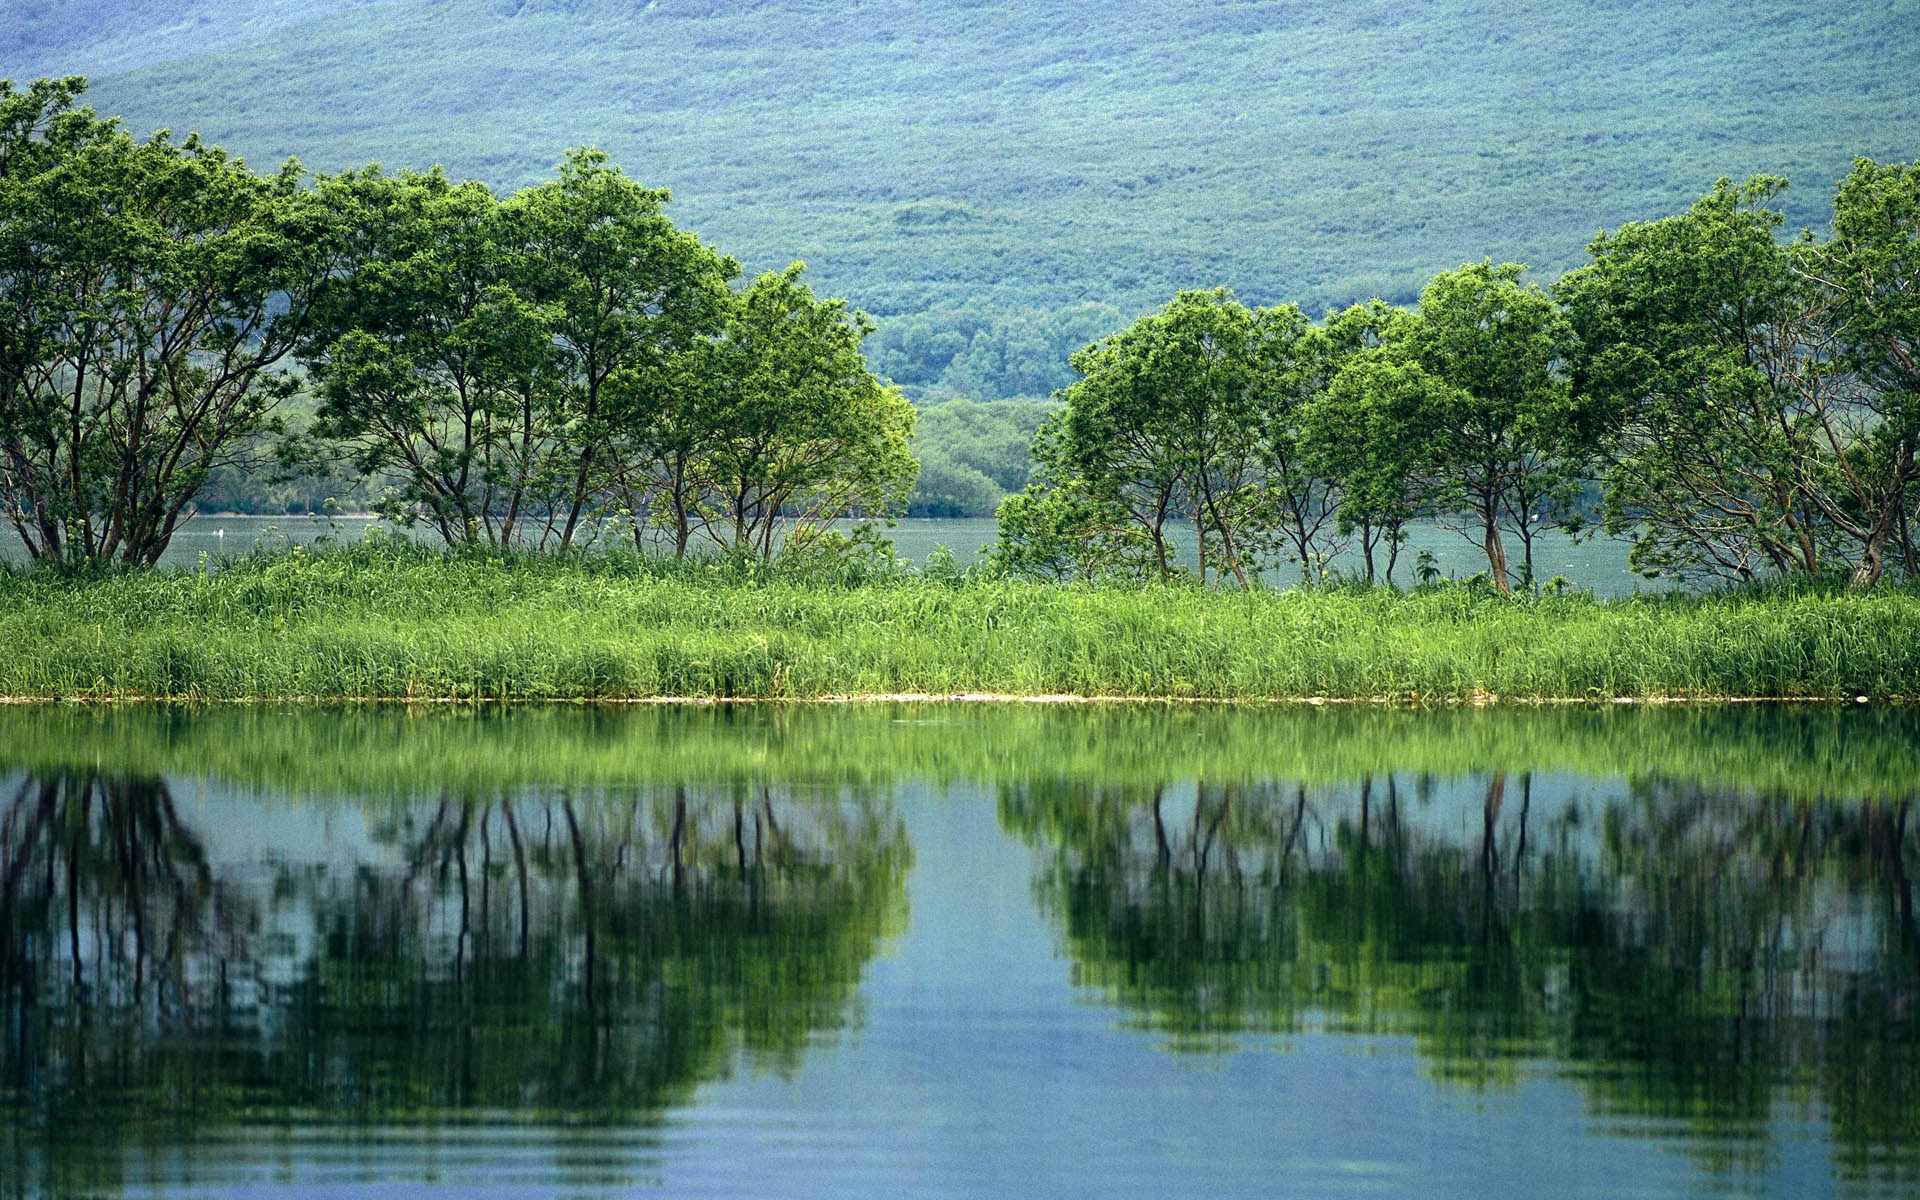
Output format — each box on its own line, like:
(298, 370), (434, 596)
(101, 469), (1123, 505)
(3, 545), (1917, 703)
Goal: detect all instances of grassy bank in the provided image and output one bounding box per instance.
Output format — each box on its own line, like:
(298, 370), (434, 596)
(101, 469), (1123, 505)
(2, 545), (1918, 703)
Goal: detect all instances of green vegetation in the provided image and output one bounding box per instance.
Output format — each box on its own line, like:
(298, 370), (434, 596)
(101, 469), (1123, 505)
(906, 396), (1054, 517)
(0, 81), (915, 565)
(999, 171), (1920, 589)
(7, 15), (1919, 570)
(7, 694), (1920, 799)
(6, 702), (1915, 1189)
(3, 544), (1919, 702)
(0, 77), (333, 564)
(16, 0), (1917, 394)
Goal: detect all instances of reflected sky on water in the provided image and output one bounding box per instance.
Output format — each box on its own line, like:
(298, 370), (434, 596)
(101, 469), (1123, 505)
(1, 703), (1914, 1198)
(0, 514), (1660, 595)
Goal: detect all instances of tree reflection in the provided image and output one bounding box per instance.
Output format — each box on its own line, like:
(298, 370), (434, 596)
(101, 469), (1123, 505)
(0, 772), (908, 1194)
(1003, 772), (1920, 1185)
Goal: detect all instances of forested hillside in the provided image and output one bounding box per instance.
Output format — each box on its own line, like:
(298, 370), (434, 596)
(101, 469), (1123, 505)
(8, 0), (1917, 404)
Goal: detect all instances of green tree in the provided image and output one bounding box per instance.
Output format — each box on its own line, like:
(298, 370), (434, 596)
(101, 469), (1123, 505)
(1246, 302), (1346, 583)
(1297, 302), (1428, 585)
(1560, 179), (1842, 584)
(1301, 363), (1423, 583)
(1799, 158), (1920, 585)
(697, 264), (917, 561)
(998, 290), (1277, 586)
(299, 153), (736, 551)
(905, 397), (1052, 517)
(299, 166), (559, 546)
(510, 149), (738, 548)
(989, 411), (1157, 582)
(1411, 262), (1583, 592)
(0, 77), (336, 565)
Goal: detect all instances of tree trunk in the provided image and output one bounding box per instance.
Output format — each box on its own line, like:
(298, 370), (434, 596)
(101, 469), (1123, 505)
(1482, 509), (1511, 594)
(1851, 441), (1914, 589)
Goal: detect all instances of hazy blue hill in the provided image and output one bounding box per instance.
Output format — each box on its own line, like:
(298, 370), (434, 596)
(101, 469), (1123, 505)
(0, 0), (396, 81)
(11, 0), (1920, 398)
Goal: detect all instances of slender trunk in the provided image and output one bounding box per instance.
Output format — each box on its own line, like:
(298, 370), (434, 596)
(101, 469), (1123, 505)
(1195, 497), (1208, 583)
(1850, 441), (1914, 589)
(673, 458), (693, 559)
(1513, 772), (1531, 887)
(1201, 485), (1249, 589)
(1480, 772), (1505, 941)
(67, 798), (83, 993)
(1482, 507), (1511, 594)
(559, 369), (604, 549)
(669, 787), (687, 890)
(1898, 495), (1916, 581)
(1358, 775), (1372, 851)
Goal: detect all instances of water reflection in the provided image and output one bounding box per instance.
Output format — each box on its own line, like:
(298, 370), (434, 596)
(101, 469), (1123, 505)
(0, 771), (908, 1195)
(4, 703), (1920, 1198)
(1002, 772), (1920, 1187)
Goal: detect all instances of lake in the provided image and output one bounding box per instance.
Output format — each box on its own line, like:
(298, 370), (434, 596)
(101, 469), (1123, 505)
(0, 513), (1659, 595)
(3, 703), (1915, 1198)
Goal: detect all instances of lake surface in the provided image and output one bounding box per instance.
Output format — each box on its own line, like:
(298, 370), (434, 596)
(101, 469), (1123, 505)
(0, 514), (1656, 595)
(3, 703), (1914, 1198)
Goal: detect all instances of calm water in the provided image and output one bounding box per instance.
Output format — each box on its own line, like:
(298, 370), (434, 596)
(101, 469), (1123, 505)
(0, 514), (1654, 594)
(0, 515), (1001, 572)
(3, 704), (1915, 1199)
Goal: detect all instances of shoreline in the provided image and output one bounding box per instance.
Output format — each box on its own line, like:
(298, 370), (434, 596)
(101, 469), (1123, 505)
(6, 548), (1918, 705)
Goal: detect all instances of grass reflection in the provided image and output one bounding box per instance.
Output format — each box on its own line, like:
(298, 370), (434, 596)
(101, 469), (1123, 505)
(3, 701), (1920, 800)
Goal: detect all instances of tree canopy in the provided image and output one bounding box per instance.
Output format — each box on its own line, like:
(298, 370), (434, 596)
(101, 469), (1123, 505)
(1, 80), (916, 566)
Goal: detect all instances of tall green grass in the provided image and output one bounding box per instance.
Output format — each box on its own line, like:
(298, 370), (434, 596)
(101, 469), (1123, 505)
(3, 544), (1918, 703)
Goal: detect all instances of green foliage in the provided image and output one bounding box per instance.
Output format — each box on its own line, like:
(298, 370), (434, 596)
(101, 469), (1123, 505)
(7, 692), (1920, 800)
(1563, 172), (1920, 587)
(0, 77), (337, 565)
(1004, 766), (1919, 1162)
(32, 0), (1919, 350)
(998, 290), (1326, 586)
(1403, 261), (1589, 591)
(904, 397), (1052, 516)
(1297, 301), (1427, 583)
(0, 765), (909, 1170)
(298, 150), (742, 549)
(866, 301), (1126, 402)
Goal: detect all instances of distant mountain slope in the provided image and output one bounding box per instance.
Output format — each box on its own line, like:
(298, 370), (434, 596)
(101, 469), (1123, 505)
(0, 0), (395, 81)
(12, 0), (1920, 393)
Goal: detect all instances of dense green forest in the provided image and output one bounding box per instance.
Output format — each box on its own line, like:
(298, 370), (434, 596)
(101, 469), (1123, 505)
(7, 0), (1917, 403)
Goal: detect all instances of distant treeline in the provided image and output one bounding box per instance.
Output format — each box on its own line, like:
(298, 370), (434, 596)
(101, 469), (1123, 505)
(3, 77), (1915, 587)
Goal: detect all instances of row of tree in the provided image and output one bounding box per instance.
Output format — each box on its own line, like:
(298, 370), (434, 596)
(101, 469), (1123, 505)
(995, 168), (1920, 590)
(0, 77), (915, 566)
